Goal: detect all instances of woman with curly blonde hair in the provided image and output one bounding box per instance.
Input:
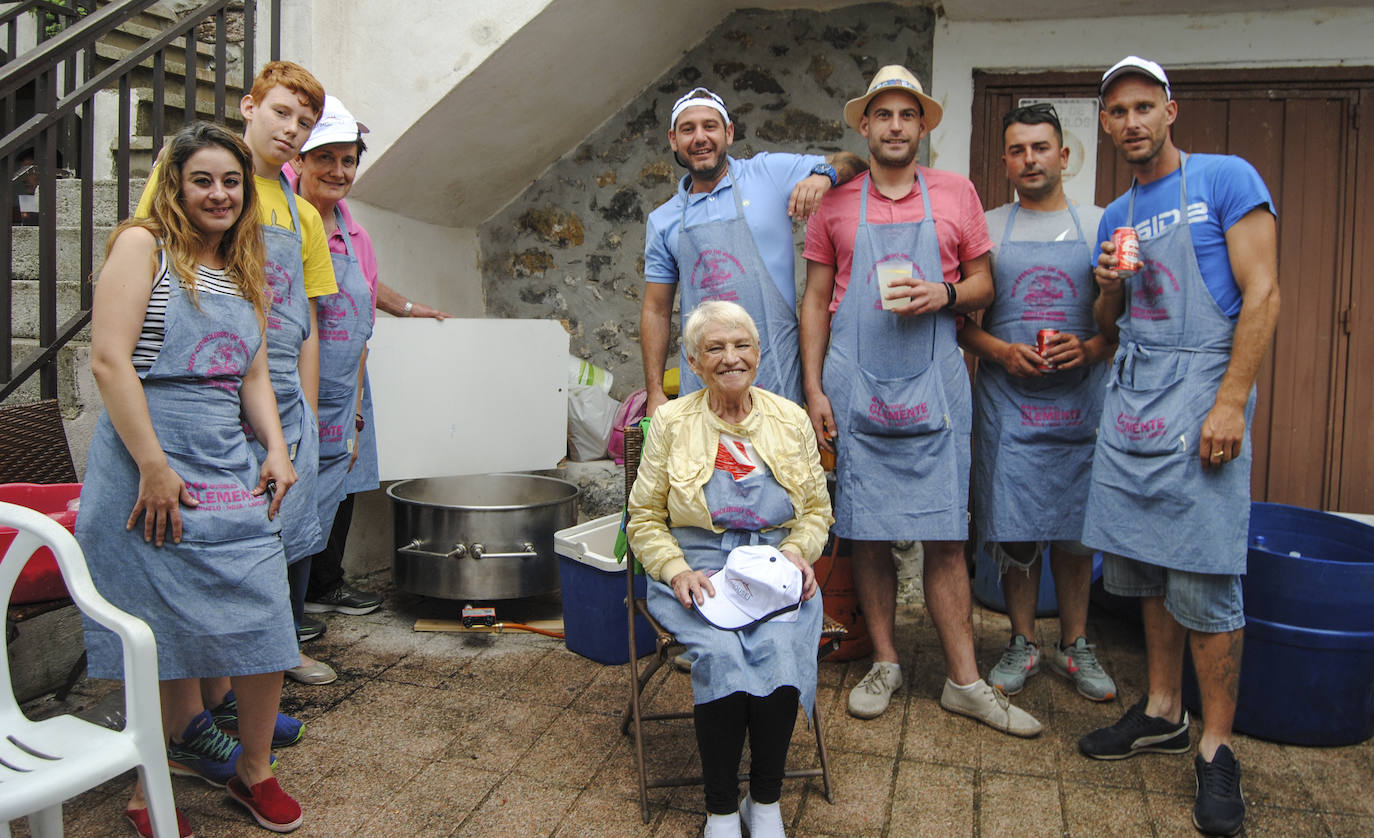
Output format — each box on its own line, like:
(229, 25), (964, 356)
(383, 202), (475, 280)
(78, 121), (304, 836)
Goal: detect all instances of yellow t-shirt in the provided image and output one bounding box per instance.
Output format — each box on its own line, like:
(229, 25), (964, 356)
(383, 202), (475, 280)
(136, 169), (338, 298)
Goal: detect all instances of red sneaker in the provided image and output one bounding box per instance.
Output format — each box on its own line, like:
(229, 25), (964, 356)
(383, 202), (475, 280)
(124, 805), (194, 838)
(226, 776), (303, 832)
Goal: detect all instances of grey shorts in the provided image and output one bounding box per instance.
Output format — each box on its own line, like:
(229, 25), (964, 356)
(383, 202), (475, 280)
(1102, 553), (1245, 633)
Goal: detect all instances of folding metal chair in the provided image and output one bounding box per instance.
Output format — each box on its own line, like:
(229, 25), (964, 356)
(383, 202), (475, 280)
(619, 423), (844, 823)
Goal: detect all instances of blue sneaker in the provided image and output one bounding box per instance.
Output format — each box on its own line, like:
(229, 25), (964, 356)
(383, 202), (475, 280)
(167, 709), (242, 787)
(210, 690), (305, 748)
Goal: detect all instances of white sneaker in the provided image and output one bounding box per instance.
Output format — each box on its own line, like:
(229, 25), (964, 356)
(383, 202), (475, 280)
(739, 794), (785, 838)
(847, 661), (902, 719)
(703, 811), (742, 838)
(939, 678), (1043, 738)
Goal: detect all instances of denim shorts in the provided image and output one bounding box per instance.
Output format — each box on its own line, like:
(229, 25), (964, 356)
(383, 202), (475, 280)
(992, 539), (1095, 573)
(1102, 553), (1245, 633)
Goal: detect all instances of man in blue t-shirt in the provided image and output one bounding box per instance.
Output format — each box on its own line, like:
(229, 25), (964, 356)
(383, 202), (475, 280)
(640, 87), (866, 412)
(1077, 57), (1280, 838)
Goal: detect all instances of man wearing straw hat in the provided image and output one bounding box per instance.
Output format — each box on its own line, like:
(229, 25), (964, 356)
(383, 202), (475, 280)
(800, 65), (1040, 736)
(641, 87), (866, 412)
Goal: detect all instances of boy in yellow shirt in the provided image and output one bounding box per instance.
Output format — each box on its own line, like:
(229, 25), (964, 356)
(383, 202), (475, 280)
(135, 60), (336, 833)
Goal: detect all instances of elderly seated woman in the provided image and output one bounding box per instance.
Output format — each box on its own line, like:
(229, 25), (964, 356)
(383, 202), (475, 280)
(627, 300), (833, 838)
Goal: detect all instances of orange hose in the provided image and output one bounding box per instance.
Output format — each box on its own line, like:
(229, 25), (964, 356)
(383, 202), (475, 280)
(497, 622), (565, 639)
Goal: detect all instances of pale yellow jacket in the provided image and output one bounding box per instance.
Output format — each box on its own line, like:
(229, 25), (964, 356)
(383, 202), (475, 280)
(627, 387), (834, 584)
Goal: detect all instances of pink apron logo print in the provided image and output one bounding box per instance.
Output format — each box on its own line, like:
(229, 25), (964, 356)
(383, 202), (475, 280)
(1115, 411), (1167, 440)
(691, 250), (744, 300)
(868, 395), (930, 428)
(1019, 403), (1083, 428)
(1130, 260), (1181, 321)
(714, 505), (769, 529)
(265, 261), (293, 305)
(187, 331), (250, 393)
(319, 288), (360, 342)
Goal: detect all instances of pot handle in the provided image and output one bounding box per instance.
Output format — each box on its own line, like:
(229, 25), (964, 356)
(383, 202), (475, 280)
(400, 539), (469, 560)
(470, 542), (538, 560)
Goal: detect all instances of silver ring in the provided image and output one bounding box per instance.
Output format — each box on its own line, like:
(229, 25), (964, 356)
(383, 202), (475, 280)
(266, 479), (278, 494)
(1210, 451), (1223, 460)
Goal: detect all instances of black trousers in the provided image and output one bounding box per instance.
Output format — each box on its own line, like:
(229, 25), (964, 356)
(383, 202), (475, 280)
(306, 493), (355, 599)
(694, 686), (800, 815)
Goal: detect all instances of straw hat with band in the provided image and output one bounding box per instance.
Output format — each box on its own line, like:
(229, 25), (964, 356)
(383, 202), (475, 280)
(843, 65), (943, 133)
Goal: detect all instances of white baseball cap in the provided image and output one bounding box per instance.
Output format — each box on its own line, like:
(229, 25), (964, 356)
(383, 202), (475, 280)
(301, 94), (369, 154)
(694, 544), (803, 631)
(1099, 56), (1172, 102)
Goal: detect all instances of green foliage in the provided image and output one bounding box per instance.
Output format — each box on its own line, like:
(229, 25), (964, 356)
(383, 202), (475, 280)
(42, 0), (92, 40)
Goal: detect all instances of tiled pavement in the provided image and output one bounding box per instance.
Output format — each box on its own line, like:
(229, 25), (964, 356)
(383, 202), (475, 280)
(12, 575), (1374, 837)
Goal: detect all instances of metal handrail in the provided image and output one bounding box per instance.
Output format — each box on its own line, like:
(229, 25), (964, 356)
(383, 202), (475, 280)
(0, 0), (279, 401)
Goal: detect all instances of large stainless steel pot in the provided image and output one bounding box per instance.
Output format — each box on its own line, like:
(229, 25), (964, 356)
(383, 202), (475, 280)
(388, 473), (577, 600)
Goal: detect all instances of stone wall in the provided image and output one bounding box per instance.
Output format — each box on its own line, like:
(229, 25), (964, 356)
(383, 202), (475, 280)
(478, 3), (935, 398)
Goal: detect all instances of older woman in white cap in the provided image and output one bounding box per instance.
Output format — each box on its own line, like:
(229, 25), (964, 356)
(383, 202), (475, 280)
(628, 300), (832, 838)
(283, 96), (453, 684)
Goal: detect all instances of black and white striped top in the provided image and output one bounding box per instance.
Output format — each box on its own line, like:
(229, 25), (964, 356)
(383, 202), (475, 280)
(131, 254), (244, 371)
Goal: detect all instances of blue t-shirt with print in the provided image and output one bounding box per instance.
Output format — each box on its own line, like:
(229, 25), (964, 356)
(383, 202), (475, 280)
(1096, 153), (1274, 318)
(644, 152), (823, 309)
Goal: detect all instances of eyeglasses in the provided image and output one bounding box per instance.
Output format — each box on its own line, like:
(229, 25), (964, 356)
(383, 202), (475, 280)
(1002, 102), (1061, 131)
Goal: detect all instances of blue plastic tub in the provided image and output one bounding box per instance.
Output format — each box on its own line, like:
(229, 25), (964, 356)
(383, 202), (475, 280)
(972, 539), (1102, 617)
(1182, 503), (1374, 746)
(555, 515), (655, 664)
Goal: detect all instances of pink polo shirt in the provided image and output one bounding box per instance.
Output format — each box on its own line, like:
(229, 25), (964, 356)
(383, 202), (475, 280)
(281, 165), (379, 322)
(803, 167), (992, 312)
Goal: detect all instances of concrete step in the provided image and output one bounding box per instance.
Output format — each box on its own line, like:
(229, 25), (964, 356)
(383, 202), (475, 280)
(2, 339), (91, 411)
(94, 39), (242, 94)
(11, 225), (115, 283)
(52, 178), (148, 227)
(130, 84), (246, 136)
(7, 278), (89, 341)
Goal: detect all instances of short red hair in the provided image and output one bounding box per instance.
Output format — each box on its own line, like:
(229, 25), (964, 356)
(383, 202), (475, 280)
(249, 60), (325, 117)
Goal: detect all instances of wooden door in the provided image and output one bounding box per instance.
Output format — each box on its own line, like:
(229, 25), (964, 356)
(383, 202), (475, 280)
(972, 68), (1374, 512)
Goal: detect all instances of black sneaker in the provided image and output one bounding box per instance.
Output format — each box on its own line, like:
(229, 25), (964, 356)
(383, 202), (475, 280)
(1078, 696), (1189, 760)
(296, 615), (326, 643)
(304, 582), (382, 615)
(1193, 745), (1245, 836)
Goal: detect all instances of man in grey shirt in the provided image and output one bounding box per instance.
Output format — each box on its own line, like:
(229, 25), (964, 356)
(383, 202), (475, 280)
(959, 103), (1118, 707)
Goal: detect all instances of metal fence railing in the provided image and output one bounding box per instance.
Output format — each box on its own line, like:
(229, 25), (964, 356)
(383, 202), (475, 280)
(0, 0), (280, 401)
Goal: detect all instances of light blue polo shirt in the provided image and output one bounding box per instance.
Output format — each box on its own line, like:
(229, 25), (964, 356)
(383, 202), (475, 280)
(644, 152), (823, 309)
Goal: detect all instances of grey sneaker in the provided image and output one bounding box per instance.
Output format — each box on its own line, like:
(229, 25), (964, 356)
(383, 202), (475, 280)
(847, 661), (902, 719)
(939, 679), (1043, 737)
(1048, 636), (1117, 701)
(988, 634), (1040, 695)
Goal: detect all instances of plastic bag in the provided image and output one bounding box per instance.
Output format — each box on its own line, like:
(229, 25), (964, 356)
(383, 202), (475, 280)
(567, 384), (619, 461)
(607, 388), (648, 465)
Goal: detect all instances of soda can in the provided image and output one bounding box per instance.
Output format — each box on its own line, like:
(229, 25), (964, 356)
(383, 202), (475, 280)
(1112, 226), (1143, 272)
(1036, 328), (1059, 371)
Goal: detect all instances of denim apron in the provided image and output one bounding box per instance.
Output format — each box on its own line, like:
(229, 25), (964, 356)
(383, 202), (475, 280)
(343, 372), (379, 495)
(646, 444), (823, 715)
(77, 258), (298, 680)
(245, 174), (323, 562)
(824, 171), (970, 541)
(1082, 154), (1254, 574)
(313, 206), (373, 536)
(675, 167), (803, 403)
(972, 203), (1105, 544)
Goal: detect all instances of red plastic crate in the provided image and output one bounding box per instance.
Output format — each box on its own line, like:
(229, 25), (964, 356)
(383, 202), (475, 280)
(0, 483), (81, 604)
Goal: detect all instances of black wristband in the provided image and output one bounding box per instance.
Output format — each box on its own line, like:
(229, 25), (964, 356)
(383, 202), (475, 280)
(945, 281), (957, 309)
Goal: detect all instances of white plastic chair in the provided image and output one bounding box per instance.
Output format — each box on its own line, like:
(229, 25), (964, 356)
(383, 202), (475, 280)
(0, 502), (179, 837)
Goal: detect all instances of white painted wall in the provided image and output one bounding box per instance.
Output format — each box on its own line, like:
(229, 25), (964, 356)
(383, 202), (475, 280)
(930, 6), (1374, 177)
(345, 200), (483, 316)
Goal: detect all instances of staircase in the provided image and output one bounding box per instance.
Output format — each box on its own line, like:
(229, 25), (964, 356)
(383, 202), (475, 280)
(1, 0), (277, 476)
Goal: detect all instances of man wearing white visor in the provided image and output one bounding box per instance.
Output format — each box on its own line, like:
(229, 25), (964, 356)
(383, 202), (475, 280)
(641, 87), (867, 412)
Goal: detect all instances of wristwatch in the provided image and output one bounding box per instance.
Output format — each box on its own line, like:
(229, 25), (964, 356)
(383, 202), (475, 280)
(402, 300), (414, 316)
(811, 162), (838, 186)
